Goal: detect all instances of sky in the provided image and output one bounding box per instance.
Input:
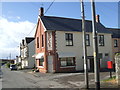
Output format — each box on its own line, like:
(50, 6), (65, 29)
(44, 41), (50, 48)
(0, 1), (119, 59)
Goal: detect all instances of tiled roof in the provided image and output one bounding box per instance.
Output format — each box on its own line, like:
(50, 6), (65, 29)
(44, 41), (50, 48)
(25, 37), (34, 44)
(40, 16), (111, 34)
(107, 28), (120, 38)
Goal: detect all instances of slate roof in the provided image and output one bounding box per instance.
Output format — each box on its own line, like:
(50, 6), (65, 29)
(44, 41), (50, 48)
(40, 16), (111, 34)
(108, 28), (120, 38)
(25, 37), (35, 44)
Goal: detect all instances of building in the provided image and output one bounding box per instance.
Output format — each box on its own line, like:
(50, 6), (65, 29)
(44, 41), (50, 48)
(34, 7), (112, 73)
(0, 59), (14, 65)
(14, 56), (21, 64)
(20, 37), (35, 69)
(108, 28), (120, 67)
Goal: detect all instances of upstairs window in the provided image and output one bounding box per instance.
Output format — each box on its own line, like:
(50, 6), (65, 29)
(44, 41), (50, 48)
(99, 35), (104, 46)
(65, 33), (73, 46)
(114, 39), (118, 47)
(105, 53), (109, 57)
(42, 35), (44, 47)
(86, 34), (90, 46)
(37, 37), (39, 48)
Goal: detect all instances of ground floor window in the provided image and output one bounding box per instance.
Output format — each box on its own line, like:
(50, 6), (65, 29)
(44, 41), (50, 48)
(39, 58), (44, 66)
(60, 57), (75, 67)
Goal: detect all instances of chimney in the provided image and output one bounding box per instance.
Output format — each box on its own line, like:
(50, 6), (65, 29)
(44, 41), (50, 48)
(96, 15), (100, 23)
(22, 39), (24, 46)
(39, 7), (44, 16)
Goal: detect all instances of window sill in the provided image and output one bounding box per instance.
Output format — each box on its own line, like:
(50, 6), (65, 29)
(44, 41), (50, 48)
(38, 66), (44, 68)
(86, 45), (90, 46)
(60, 66), (75, 68)
(66, 45), (73, 46)
(99, 45), (105, 47)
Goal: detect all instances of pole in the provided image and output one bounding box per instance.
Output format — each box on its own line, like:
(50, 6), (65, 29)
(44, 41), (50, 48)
(110, 69), (112, 78)
(80, 0), (89, 89)
(20, 43), (22, 69)
(91, 0), (100, 89)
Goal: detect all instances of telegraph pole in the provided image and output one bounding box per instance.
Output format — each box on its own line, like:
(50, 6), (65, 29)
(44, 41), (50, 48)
(91, 0), (100, 89)
(80, 0), (89, 89)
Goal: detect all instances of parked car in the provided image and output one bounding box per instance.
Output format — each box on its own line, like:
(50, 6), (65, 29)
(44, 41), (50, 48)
(10, 64), (17, 70)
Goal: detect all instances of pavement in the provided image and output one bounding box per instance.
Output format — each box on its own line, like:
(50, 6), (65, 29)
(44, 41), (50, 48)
(20, 69), (118, 89)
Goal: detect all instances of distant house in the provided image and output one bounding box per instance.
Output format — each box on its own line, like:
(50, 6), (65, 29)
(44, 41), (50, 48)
(20, 37), (35, 69)
(1, 59), (14, 65)
(108, 28), (120, 67)
(34, 7), (112, 73)
(14, 56), (21, 64)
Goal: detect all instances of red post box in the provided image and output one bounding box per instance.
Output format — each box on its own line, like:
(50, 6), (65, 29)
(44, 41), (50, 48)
(107, 61), (113, 69)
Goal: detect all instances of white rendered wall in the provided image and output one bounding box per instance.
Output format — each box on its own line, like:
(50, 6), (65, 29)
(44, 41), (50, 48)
(56, 31), (112, 71)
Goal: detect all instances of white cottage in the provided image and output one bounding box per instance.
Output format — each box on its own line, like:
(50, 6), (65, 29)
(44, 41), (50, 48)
(20, 37), (35, 69)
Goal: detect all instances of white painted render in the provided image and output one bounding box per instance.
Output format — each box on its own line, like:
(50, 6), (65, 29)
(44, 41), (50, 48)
(22, 40), (35, 69)
(27, 40), (35, 68)
(55, 31), (112, 71)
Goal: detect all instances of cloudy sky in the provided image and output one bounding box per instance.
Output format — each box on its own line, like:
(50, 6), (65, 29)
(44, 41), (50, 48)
(0, 1), (118, 59)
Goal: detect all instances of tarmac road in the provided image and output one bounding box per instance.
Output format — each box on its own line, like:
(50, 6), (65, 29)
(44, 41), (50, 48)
(1, 65), (117, 89)
(1, 65), (67, 89)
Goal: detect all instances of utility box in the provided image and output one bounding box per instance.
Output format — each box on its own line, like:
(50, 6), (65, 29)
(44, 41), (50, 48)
(107, 61), (113, 69)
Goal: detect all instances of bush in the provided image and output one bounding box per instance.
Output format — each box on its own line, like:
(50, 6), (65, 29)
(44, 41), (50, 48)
(6, 63), (10, 68)
(16, 62), (21, 66)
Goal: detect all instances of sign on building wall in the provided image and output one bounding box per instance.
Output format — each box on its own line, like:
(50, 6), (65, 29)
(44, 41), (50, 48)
(47, 32), (52, 50)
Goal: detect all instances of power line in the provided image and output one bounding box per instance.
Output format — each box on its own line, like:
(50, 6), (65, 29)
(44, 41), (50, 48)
(44, 0), (55, 14)
(27, 24), (37, 36)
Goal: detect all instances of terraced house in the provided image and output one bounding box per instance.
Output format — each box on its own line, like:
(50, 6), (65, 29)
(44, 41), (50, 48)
(34, 7), (113, 73)
(108, 28), (120, 68)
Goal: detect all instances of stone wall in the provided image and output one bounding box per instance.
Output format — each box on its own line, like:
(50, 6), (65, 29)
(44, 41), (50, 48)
(115, 53), (120, 86)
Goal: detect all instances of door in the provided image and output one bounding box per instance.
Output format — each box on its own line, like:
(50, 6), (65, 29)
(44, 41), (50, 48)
(48, 56), (53, 73)
(90, 58), (94, 72)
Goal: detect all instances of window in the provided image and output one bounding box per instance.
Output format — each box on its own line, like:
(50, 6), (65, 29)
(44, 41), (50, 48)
(42, 35), (44, 47)
(105, 53), (109, 57)
(37, 37), (39, 48)
(65, 33), (73, 46)
(60, 57), (75, 67)
(99, 35), (104, 46)
(39, 58), (44, 66)
(114, 39), (118, 47)
(86, 34), (90, 46)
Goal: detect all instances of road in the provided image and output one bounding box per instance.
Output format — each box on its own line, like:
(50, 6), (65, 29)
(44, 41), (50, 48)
(1, 65), (67, 88)
(0, 65), (117, 89)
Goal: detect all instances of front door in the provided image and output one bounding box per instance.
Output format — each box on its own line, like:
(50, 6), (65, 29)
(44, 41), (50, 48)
(89, 58), (94, 72)
(48, 56), (53, 73)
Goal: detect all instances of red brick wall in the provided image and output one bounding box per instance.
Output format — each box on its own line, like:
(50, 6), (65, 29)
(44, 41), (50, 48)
(35, 19), (47, 73)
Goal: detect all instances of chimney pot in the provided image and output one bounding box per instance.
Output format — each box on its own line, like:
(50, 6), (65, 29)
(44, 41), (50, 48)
(96, 15), (100, 23)
(22, 39), (24, 46)
(39, 7), (44, 16)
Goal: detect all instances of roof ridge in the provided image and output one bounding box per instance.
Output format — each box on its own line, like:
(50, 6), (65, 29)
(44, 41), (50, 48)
(107, 28), (120, 30)
(42, 15), (92, 22)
